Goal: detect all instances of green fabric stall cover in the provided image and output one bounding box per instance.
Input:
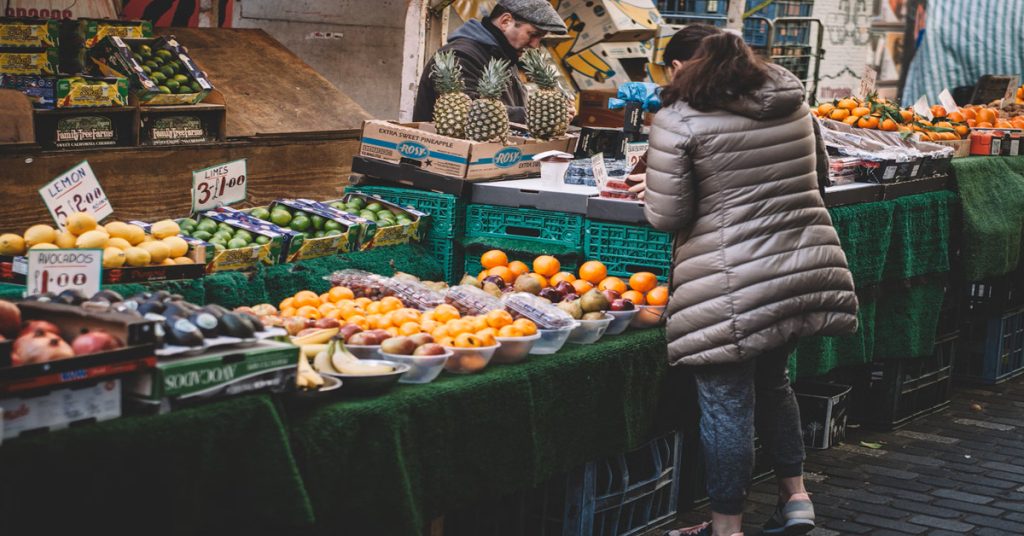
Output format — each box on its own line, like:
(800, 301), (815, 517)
(790, 287), (878, 379)
(204, 269), (270, 309)
(0, 279), (205, 304)
(0, 394), (315, 534)
(462, 235), (583, 257)
(952, 157), (1024, 280)
(872, 275), (947, 360)
(827, 201), (895, 287)
(881, 190), (955, 281)
(0, 283), (25, 300)
(288, 329), (668, 536)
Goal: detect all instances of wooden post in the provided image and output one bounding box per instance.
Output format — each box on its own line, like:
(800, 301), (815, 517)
(399, 0), (431, 121)
(726, 0), (747, 31)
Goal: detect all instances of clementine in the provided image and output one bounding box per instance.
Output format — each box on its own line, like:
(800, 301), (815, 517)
(628, 272), (658, 292)
(549, 271), (577, 286)
(529, 272), (549, 288)
(532, 255), (561, 277)
(508, 260), (530, 277)
(294, 290), (320, 308)
(480, 249), (508, 269)
(571, 279), (594, 294)
(646, 286), (669, 306)
(488, 266), (515, 284)
(622, 290), (646, 305)
(578, 260), (608, 284)
(598, 276), (628, 294)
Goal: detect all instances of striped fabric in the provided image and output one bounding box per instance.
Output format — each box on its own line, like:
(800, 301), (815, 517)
(902, 0), (1024, 104)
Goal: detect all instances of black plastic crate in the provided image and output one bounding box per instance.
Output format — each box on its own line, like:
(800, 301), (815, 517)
(964, 266), (1024, 316)
(956, 307), (1024, 384)
(794, 381), (851, 450)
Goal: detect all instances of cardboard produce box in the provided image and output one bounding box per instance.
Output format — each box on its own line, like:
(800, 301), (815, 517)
(554, 0), (662, 53)
(0, 378), (121, 440)
(564, 41), (651, 91)
(359, 120), (578, 181)
(0, 46), (57, 75)
(187, 208), (303, 272)
(329, 193), (427, 248)
(245, 199), (369, 261)
(126, 340), (298, 410)
(87, 35), (214, 106)
(2, 74), (128, 109)
(0, 17), (60, 48)
(75, 18), (152, 49)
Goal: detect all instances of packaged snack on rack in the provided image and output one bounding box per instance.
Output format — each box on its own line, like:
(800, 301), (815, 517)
(445, 285), (502, 316)
(379, 277), (445, 310)
(827, 157), (861, 186)
(325, 269), (388, 299)
(501, 292), (577, 329)
(598, 177), (641, 200)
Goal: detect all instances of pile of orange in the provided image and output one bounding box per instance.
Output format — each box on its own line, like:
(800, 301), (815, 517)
(956, 105), (1024, 130)
(425, 305), (537, 348)
(812, 97), (971, 140)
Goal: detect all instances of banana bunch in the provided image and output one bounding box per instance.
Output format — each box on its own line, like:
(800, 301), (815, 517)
(313, 339), (393, 376)
(296, 354), (325, 389)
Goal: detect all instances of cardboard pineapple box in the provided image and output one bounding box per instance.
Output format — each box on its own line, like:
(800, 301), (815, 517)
(552, 0), (662, 53)
(564, 41), (652, 91)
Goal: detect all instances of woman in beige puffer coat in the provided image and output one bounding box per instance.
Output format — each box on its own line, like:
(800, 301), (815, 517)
(646, 29), (858, 536)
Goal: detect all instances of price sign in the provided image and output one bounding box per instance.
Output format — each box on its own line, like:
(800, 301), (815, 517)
(39, 161), (112, 230)
(1002, 75), (1021, 109)
(192, 159), (247, 212)
(590, 152), (609, 189)
(938, 88), (960, 112)
(857, 65), (877, 100)
(912, 95), (932, 121)
(26, 248), (102, 298)
(626, 142), (649, 174)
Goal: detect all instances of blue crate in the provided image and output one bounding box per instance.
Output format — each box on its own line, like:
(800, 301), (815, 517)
(465, 204), (585, 249)
(345, 185), (465, 240)
(746, 0), (814, 18)
(584, 220), (672, 280)
(657, 0), (728, 15)
(957, 307), (1024, 384)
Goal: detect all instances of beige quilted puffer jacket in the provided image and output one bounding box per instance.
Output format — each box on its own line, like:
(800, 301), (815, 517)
(645, 64), (858, 366)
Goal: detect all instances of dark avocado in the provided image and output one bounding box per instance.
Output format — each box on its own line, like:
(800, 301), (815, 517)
(189, 311), (221, 338)
(219, 312), (255, 339)
(164, 317), (204, 347)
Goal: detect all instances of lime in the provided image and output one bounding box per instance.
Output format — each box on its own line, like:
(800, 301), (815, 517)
(197, 219), (217, 232)
(310, 215), (326, 230)
(329, 202), (345, 210)
(178, 229), (192, 237)
(359, 210), (377, 220)
(325, 230), (342, 237)
(141, 65), (152, 75)
(254, 235), (270, 245)
(192, 230), (213, 241)
(176, 85), (192, 94)
(313, 230), (325, 238)
(270, 210), (291, 226)
(158, 86), (172, 94)
(150, 71), (166, 83)
(173, 74), (189, 84)
(290, 216), (311, 232)
(132, 52), (143, 62)
(191, 81), (202, 92)
(213, 243), (226, 252)
(208, 237), (226, 246)
(169, 60), (182, 73)
(365, 202), (383, 212)
(138, 44), (152, 57)
(217, 223), (235, 234)
(324, 220), (343, 232)
(160, 65), (175, 78)
(165, 79), (180, 91)
(347, 198), (366, 210)
(250, 207), (270, 220)
(227, 237), (249, 249)
(180, 217), (198, 228)
(212, 231), (234, 242)
(144, 60), (159, 70)
(155, 49), (173, 60)
(233, 230), (253, 243)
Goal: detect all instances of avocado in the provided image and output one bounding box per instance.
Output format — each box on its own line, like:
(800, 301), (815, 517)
(220, 312), (255, 339)
(165, 317), (204, 347)
(189, 311), (221, 338)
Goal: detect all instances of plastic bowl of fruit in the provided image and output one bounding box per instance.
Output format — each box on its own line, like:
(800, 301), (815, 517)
(629, 305), (667, 329)
(345, 344), (381, 359)
(530, 322), (579, 355)
(323, 360), (410, 395)
(443, 344), (501, 374)
(605, 309), (639, 335)
(567, 314), (614, 344)
(381, 350), (452, 384)
(492, 333), (542, 364)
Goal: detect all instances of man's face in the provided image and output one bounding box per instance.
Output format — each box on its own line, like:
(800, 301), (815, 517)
(495, 13), (547, 56)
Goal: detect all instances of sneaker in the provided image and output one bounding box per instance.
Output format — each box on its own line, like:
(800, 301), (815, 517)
(665, 521), (712, 536)
(762, 493), (815, 535)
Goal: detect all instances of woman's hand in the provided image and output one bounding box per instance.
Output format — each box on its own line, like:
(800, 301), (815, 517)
(628, 173), (646, 200)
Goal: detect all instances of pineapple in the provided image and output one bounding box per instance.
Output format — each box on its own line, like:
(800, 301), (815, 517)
(430, 50), (471, 139)
(466, 58), (512, 143)
(521, 49), (568, 140)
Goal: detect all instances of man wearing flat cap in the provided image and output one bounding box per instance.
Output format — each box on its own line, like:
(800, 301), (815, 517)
(413, 0), (568, 125)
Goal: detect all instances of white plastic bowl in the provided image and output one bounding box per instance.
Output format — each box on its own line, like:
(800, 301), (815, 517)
(629, 305), (667, 329)
(567, 314), (614, 344)
(381, 350), (452, 384)
(346, 344), (381, 359)
(492, 333), (542, 364)
(442, 344), (501, 374)
(605, 309), (639, 335)
(530, 322), (580, 355)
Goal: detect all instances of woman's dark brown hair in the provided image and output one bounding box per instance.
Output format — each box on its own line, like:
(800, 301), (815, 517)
(662, 24), (722, 66)
(661, 31), (769, 111)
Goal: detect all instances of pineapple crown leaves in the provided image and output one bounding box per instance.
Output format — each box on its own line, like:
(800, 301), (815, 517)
(521, 49), (559, 90)
(477, 58), (512, 100)
(430, 50), (466, 94)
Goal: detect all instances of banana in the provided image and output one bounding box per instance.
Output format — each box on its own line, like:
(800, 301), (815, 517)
(291, 327), (339, 346)
(301, 343), (328, 358)
(296, 354), (325, 389)
(330, 339), (393, 375)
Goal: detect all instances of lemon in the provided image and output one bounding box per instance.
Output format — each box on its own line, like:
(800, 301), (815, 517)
(151, 219), (180, 239)
(0, 233), (26, 255)
(160, 258), (177, 266)
(142, 235), (155, 242)
(55, 230), (77, 249)
(124, 247), (151, 267)
(104, 221), (131, 240)
(66, 212), (97, 236)
(75, 230), (109, 249)
(29, 243), (58, 250)
(102, 247), (126, 268)
(24, 224), (57, 247)
(162, 236), (189, 258)
(124, 224), (146, 246)
(107, 237), (132, 250)
(173, 256), (194, 264)
(139, 241), (170, 263)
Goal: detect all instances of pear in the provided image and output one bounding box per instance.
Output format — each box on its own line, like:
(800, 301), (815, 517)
(459, 274), (482, 288)
(580, 289), (610, 313)
(557, 299), (583, 320)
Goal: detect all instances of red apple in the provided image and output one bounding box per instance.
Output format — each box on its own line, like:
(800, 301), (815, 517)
(601, 289), (621, 303)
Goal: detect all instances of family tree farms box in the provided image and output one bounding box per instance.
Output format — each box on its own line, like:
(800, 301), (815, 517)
(359, 121), (578, 181)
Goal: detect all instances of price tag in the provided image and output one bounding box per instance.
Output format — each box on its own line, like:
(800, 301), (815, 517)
(857, 65), (877, 100)
(626, 142), (649, 174)
(26, 248), (102, 298)
(39, 161), (112, 230)
(913, 95), (932, 121)
(1002, 75), (1021, 109)
(590, 152), (609, 189)
(192, 159), (247, 213)
(938, 88), (959, 112)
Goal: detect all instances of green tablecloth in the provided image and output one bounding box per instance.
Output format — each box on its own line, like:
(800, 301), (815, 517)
(952, 157), (1024, 280)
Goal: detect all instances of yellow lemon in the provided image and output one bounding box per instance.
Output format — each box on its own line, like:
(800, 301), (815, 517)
(102, 247), (126, 268)
(55, 230), (77, 249)
(29, 243), (58, 250)
(107, 237), (132, 250)
(0, 233), (26, 255)
(173, 257), (194, 264)
(104, 221), (132, 240)
(23, 224), (57, 247)
(123, 247), (151, 267)
(151, 219), (180, 239)
(139, 241), (170, 264)
(162, 236), (189, 258)
(75, 230), (109, 249)
(124, 224), (146, 246)
(65, 212), (97, 236)
(160, 258), (177, 266)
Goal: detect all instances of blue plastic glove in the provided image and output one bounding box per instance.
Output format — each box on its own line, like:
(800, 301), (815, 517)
(607, 82), (661, 112)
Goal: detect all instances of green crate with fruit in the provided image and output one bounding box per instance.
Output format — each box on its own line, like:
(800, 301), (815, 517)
(246, 199), (369, 261)
(178, 209), (302, 272)
(87, 35), (213, 106)
(327, 194), (427, 248)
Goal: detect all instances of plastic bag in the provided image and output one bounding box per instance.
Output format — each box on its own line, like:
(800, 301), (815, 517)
(446, 285), (502, 316)
(607, 82), (662, 112)
(501, 292), (576, 329)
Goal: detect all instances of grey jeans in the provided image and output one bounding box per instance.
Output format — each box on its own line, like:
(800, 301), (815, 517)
(693, 342), (805, 515)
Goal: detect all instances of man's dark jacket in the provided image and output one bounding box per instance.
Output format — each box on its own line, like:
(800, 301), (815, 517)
(413, 18), (527, 124)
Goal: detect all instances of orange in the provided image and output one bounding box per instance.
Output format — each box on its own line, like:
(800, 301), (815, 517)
(977, 108), (997, 125)
(319, 292), (331, 304)
(475, 328), (497, 346)
(532, 255), (561, 277)
(485, 309), (515, 329)
(391, 308), (421, 326)
(317, 302), (337, 316)
(366, 301), (383, 315)
(280, 307), (297, 318)
(977, 121), (993, 128)
(488, 266), (515, 284)
(955, 124), (970, 136)
(879, 118), (899, 131)
(508, 260), (530, 278)
(437, 336), (456, 348)
(816, 103), (835, 116)
(347, 315), (369, 330)
(498, 325), (524, 337)
(469, 315), (488, 332)
(571, 279), (594, 294)
(622, 290), (646, 305)
(366, 314), (385, 330)
(420, 319), (439, 333)
(433, 304), (461, 323)
(328, 286), (355, 302)
(899, 109), (915, 122)
(646, 286), (669, 306)
(829, 108), (850, 121)
(946, 110), (964, 123)
(294, 290), (320, 308)
(930, 105), (947, 118)
(454, 333), (483, 348)
(296, 305), (321, 319)
(856, 115), (879, 129)
(354, 297), (373, 308)
(399, 321), (421, 336)
(851, 106), (870, 117)
(447, 319), (473, 336)
(598, 276), (628, 294)
(527, 272), (548, 288)
(549, 272), (576, 286)
(513, 318), (537, 336)
(432, 324), (451, 339)
(380, 296), (404, 313)
(628, 272), (658, 293)
(836, 98), (857, 109)
(996, 119), (1014, 129)
(421, 310), (436, 322)
(578, 261), (608, 284)
(967, 119), (978, 128)
(843, 115), (859, 126)
(962, 108), (977, 121)
(279, 297), (295, 311)
(480, 249), (509, 269)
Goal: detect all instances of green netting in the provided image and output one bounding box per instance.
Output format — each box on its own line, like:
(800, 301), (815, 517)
(203, 269), (270, 309)
(881, 190), (955, 281)
(0, 279), (205, 304)
(952, 157), (1024, 280)
(872, 275), (947, 360)
(790, 287), (877, 379)
(461, 235), (583, 257)
(288, 328), (668, 536)
(827, 201), (895, 287)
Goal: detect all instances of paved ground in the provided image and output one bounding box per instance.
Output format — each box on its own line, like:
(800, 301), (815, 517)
(656, 377), (1024, 536)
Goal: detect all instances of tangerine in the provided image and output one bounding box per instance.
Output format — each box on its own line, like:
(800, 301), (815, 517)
(578, 261), (608, 284)
(485, 309), (515, 328)
(529, 272), (549, 288)
(946, 110), (965, 123)
(480, 249), (508, 269)
(598, 276), (628, 294)
(549, 272), (577, 286)
(962, 108), (977, 121)
(836, 98), (858, 109)
(399, 321), (421, 336)
(879, 118), (899, 131)
(829, 108), (850, 121)
(380, 296), (404, 312)
(622, 290), (646, 305)
(816, 103), (835, 116)
(646, 286), (669, 306)
(488, 265), (515, 284)
(498, 325), (524, 337)
(899, 109), (915, 122)
(317, 302), (337, 316)
(295, 305), (321, 319)
(347, 315), (369, 330)
(628, 272), (658, 292)
(475, 328), (497, 346)
(293, 290), (320, 308)
(328, 286), (355, 302)
(851, 106), (870, 117)
(532, 255), (561, 277)
(508, 260), (530, 277)
(454, 333), (483, 348)
(433, 304), (461, 323)
(513, 318), (538, 335)
(977, 108), (997, 125)
(571, 279), (594, 294)
(843, 115), (859, 126)
(930, 105), (947, 118)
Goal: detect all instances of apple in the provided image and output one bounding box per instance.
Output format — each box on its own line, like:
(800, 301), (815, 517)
(563, 293), (579, 302)
(409, 333), (434, 347)
(601, 289), (621, 303)
(339, 323), (363, 342)
(539, 287), (565, 303)
(610, 299), (635, 311)
(381, 336), (417, 355)
(483, 275), (506, 289)
(413, 343), (447, 356)
(314, 318), (340, 329)
(555, 281), (575, 295)
(347, 332), (377, 346)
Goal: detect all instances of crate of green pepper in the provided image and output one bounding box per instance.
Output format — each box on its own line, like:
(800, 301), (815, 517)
(327, 193), (427, 248)
(87, 35), (213, 105)
(246, 199), (371, 261)
(176, 209), (302, 272)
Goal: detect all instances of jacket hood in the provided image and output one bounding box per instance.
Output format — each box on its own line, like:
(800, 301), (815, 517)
(721, 64), (806, 120)
(449, 19), (499, 48)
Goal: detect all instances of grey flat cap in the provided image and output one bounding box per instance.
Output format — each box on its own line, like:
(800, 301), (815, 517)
(498, 0), (568, 34)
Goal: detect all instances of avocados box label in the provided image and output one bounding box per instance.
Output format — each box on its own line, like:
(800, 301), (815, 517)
(0, 46), (57, 75)
(0, 18), (59, 48)
(77, 18), (153, 49)
(359, 121), (578, 181)
(126, 340), (297, 401)
(88, 35), (213, 106)
(332, 194), (426, 248)
(142, 114), (214, 145)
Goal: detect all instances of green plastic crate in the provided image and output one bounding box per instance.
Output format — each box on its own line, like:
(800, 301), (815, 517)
(465, 204), (585, 248)
(346, 185), (465, 239)
(425, 236), (465, 285)
(584, 220), (672, 280)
